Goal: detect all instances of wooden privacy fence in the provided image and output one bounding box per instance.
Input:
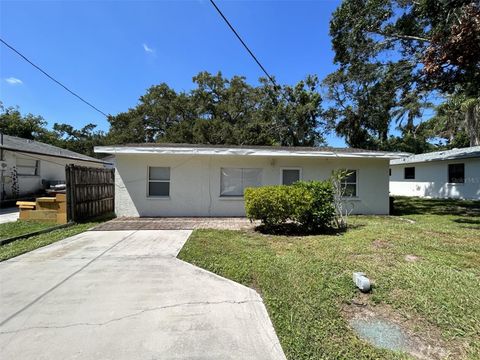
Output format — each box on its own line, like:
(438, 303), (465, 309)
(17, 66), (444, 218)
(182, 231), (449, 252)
(66, 165), (114, 222)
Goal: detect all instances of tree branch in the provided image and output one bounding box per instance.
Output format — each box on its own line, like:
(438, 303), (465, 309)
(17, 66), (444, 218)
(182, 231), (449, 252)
(371, 31), (430, 43)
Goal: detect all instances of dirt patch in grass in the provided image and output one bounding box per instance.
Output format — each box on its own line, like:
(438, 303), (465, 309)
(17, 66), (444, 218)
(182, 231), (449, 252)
(343, 298), (464, 360)
(404, 254), (421, 262)
(372, 239), (392, 249)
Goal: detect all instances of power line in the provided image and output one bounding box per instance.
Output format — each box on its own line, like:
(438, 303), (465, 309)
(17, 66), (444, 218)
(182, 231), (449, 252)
(0, 37), (109, 118)
(209, 0), (279, 89)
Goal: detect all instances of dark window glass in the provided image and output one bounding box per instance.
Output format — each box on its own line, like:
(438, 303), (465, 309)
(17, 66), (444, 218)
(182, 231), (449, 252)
(448, 163), (464, 183)
(282, 169), (300, 185)
(148, 182), (170, 197)
(404, 167), (415, 179)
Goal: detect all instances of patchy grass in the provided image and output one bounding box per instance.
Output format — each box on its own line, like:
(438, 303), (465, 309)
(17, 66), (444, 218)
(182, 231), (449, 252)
(0, 218), (111, 262)
(178, 197), (480, 359)
(0, 220), (55, 240)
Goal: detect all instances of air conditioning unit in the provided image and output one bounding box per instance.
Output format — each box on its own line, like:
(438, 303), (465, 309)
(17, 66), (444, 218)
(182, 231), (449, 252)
(0, 161), (7, 169)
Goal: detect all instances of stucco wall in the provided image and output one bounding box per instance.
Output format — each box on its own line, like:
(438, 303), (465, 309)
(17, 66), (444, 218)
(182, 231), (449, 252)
(1, 151), (104, 199)
(389, 158), (480, 199)
(114, 154), (390, 217)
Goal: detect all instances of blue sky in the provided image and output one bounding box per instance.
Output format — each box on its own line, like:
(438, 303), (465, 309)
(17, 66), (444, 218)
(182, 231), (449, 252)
(1, 0), (345, 145)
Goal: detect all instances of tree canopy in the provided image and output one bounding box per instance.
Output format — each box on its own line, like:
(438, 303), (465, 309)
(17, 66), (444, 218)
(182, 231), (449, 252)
(108, 72), (325, 147)
(325, 0), (480, 149)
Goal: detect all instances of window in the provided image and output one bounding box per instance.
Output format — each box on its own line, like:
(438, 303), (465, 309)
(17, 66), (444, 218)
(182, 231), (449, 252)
(341, 170), (358, 197)
(389, 168), (391, 176)
(404, 167), (415, 179)
(16, 158), (39, 176)
(448, 163), (464, 183)
(282, 168), (301, 185)
(220, 168), (262, 197)
(148, 167), (170, 197)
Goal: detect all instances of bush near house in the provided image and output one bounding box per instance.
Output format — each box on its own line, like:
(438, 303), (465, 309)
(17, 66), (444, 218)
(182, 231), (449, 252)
(244, 180), (335, 232)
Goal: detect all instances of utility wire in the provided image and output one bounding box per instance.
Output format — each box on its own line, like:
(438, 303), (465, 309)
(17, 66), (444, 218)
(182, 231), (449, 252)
(0, 37), (109, 118)
(209, 0), (279, 89)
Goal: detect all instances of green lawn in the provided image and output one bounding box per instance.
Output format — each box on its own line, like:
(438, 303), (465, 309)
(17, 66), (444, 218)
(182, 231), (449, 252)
(178, 197), (480, 360)
(0, 218), (110, 262)
(0, 220), (55, 240)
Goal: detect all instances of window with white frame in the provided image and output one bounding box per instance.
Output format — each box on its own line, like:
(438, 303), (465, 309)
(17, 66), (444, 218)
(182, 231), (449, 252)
(282, 168), (301, 185)
(16, 157), (39, 176)
(148, 167), (170, 197)
(220, 168), (262, 197)
(341, 169), (358, 197)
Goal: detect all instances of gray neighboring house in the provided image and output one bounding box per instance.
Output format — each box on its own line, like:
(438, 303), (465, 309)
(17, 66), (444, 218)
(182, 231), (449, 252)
(390, 146), (480, 200)
(0, 134), (109, 203)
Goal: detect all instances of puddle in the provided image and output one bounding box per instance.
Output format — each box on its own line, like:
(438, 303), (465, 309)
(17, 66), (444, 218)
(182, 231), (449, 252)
(350, 318), (410, 353)
(344, 303), (456, 359)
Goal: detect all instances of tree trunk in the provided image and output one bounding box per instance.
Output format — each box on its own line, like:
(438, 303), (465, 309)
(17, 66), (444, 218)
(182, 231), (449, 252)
(465, 103), (480, 146)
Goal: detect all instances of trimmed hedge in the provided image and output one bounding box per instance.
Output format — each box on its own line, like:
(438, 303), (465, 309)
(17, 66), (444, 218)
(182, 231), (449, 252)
(244, 180), (335, 231)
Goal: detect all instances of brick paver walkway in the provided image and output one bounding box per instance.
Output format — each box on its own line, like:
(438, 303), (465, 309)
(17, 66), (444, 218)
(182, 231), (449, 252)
(93, 217), (259, 231)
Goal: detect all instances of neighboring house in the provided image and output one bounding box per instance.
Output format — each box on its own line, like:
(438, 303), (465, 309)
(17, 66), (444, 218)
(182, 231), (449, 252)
(0, 134), (109, 202)
(94, 143), (408, 217)
(390, 146), (480, 200)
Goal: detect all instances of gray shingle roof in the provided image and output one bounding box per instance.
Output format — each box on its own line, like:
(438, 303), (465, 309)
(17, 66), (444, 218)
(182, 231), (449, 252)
(390, 146), (480, 165)
(1, 134), (108, 164)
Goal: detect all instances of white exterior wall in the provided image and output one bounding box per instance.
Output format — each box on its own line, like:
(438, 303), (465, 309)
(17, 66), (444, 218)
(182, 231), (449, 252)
(114, 154), (390, 217)
(389, 158), (480, 199)
(1, 150), (104, 198)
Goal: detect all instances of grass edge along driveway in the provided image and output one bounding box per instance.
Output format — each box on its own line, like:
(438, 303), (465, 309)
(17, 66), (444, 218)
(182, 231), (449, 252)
(0, 219), (109, 262)
(178, 198), (480, 360)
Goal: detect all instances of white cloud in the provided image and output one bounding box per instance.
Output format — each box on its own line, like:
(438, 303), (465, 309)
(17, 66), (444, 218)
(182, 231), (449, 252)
(5, 77), (23, 85)
(142, 43), (154, 54)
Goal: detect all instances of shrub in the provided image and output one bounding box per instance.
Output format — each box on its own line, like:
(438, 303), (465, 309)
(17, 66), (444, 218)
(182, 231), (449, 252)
(244, 180), (335, 232)
(244, 185), (311, 227)
(293, 181), (335, 231)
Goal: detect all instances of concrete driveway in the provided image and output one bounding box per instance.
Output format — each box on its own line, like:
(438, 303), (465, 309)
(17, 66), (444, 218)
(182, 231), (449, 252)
(0, 230), (286, 359)
(0, 207), (19, 224)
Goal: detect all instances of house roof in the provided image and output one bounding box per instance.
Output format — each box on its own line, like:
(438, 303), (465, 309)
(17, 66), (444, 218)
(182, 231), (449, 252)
(94, 143), (409, 159)
(390, 146), (480, 165)
(1, 134), (109, 165)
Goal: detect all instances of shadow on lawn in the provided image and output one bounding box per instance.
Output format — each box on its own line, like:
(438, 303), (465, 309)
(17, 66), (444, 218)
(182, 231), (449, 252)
(255, 223), (364, 236)
(392, 196), (480, 217)
(453, 217), (480, 230)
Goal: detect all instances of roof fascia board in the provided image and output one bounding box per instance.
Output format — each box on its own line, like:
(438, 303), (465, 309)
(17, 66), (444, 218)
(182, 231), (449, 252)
(94, 146), (407, 159)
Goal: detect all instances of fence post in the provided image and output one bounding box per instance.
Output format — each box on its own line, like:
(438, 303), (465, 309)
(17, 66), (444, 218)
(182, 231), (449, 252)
(65, 164), (76, 222)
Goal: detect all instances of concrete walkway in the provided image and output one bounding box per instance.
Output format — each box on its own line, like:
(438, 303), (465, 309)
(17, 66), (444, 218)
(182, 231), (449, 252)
(0, 230), (286, 360)
(0, 207), (19, 224)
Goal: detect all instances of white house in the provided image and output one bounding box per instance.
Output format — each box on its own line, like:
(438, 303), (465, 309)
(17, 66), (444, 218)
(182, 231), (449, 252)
(390, 146), (480, 200)
(94, 143), (408, 217)
(0, 134), (109, 202)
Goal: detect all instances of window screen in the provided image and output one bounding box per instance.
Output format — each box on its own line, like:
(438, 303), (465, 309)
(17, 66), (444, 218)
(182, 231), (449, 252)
(341, 170), (357, 197)
(220, 168), (262, 197)
(404, 167), (415, 179)
(448, 163), (464, 183)
(16, 158), (39, 176)
(282, 169), (300, 185)
(148, 167), (170, 196)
